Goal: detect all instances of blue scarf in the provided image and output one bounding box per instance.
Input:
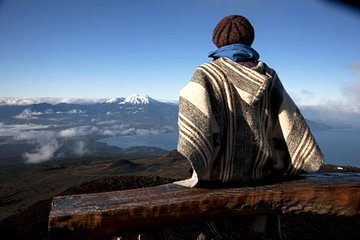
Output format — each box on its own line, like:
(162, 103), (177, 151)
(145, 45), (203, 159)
(208, 43), (260, 62)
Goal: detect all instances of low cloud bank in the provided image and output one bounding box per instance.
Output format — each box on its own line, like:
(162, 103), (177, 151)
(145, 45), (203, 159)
(0, 124), (95, 163)
(0, 123), (48, 137)
(14, 108), (88, 120)
(58, 126), (98, 138)
(295, 63), (360, 127)
(0, 122), (176, 163)
(295, 62), (360, 114)
(343, 63), (360, 111)
(0, 97), (105, 106)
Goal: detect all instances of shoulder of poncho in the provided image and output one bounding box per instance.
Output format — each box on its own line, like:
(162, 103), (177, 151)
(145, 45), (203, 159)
(202, 59), (276, 78)
(256, 61), (277, 76)
(192, 61), (227, 82)
(196, 61), (220, 71)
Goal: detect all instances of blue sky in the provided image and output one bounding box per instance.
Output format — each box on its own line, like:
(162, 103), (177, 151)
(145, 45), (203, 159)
(0, 0), (359, 107)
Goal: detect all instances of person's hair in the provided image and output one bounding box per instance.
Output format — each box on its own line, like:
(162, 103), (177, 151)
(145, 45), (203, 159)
(212, 15), (255, 48)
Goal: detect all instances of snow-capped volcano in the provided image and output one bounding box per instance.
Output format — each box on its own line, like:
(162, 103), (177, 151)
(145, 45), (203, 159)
(121, 94), (157, 105)
(101, 94), (158, 106)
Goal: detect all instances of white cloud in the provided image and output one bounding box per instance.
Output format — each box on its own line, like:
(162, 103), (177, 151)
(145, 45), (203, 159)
(0, 120), (178, 163)
(58, 126), (98, 138)
(97, 125), (175, 137)
(0, 97), (105, 106)
(67, 109), (86, 114)
(97, 120), (117, 125)
(0, 123), (49, 137)
(14, 109), (43, 119)
(100, 129), (117, 136)
(0, 123), (62, 163)
(19, 128), (96, 163)
(295, 63), (360, 116)
(10, 129), (61, 163)
(135, 129), (161, 135)
(58, 128), (78, 138)
(57, 98), (105, 104)
(23, 140), (59, 163)
(72, 141), (89, 156)
(14, 130), (56, 142)
(291, 89), (319, 106)
(343, 63), (360, 111)
(118, 127), (136, 135)
(98, 124), (133, 136)
(0, 98), (45, 106)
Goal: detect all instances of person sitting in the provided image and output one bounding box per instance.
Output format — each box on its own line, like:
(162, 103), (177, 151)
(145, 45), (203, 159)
(175, 15), (324, 239)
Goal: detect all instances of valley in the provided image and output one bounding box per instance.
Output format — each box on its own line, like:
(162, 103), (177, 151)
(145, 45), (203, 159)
(0, 94), (359, 239)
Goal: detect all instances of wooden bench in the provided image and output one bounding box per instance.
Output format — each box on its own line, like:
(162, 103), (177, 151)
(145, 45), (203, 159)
(48, 173), (360, 239)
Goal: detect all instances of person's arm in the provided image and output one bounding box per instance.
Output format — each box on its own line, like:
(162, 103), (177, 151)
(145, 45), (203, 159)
(277, 84), (325, 174)
(176, 68), (218, 186)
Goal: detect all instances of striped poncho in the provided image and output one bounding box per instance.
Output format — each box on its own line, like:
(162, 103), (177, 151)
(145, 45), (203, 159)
(176, 57), (324, 187)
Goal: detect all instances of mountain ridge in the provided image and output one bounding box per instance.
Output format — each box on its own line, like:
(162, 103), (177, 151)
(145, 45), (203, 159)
(0, 94), (175, 106)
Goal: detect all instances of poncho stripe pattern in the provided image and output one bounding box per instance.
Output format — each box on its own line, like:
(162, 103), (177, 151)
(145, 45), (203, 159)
(177, 57), (324, 186)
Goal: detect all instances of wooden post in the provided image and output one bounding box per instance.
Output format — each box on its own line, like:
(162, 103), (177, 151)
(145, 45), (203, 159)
(49, 173), (360, 239)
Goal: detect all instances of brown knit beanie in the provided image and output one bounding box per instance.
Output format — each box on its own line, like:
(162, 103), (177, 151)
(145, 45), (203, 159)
(212, 15), (255, 48)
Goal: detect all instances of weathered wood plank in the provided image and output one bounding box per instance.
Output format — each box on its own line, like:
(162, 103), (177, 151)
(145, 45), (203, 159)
(49, 173), (360, 239)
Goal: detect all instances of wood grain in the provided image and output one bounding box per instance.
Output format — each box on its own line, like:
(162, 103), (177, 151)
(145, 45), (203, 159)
(49, 173), (360, 239)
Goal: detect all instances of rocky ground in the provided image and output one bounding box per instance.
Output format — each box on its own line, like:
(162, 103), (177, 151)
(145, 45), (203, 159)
(0, 152), (359, 240)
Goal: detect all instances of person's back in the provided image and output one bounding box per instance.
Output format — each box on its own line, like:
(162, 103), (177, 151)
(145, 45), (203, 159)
(176, 15), (324, 188)
(175, 15), (325, 239)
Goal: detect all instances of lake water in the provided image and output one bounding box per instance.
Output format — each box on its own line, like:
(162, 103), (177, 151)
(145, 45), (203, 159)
(98, 128), (360, 167)
(312, 128), (360, 167)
